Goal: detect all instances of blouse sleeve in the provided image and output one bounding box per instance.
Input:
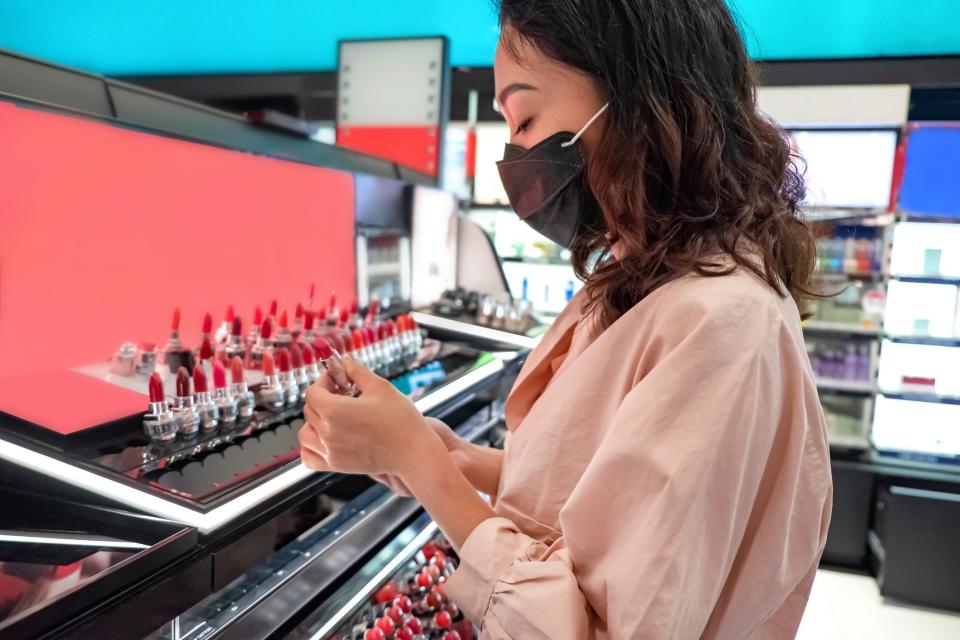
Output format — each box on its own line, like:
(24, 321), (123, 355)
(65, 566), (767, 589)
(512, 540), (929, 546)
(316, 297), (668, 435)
(444, 294), (830, 638)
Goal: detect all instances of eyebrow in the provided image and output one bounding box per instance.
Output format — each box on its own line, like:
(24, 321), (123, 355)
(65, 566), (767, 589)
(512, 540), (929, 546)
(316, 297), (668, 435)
(496, 82), (539, 109)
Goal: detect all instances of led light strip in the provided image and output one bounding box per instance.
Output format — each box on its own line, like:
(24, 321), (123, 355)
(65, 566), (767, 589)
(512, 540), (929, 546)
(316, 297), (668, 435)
(309, 521), (439, 640)
(0, 532), (148, 550)
(411, 312), (542, 350)
(0, 360), (503, 534)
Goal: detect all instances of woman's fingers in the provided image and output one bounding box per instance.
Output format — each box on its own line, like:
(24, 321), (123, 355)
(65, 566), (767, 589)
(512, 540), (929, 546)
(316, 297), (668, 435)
(343, 357), (386, 392)
(298, 421), (330, 471)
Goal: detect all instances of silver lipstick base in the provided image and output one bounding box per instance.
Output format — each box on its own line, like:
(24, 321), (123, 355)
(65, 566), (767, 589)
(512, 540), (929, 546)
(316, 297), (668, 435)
(213, 388), (239, 424)
(143, 401), (178, 442)
(173, 396), (201, 436)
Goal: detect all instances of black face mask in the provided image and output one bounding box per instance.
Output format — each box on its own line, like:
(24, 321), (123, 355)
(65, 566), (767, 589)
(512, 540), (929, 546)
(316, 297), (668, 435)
(496, 104), (608, 249)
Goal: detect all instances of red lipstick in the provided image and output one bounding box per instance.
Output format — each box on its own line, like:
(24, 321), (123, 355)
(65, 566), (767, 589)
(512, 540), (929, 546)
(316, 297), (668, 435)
(274, 347), (299, 406)
(163, 307), (193, 373)
(314, 337), (359, 396)
(294, 302), (305, 339)
(289, 344), (309, 401)
(269, 299), (278, 319)
(338, 308), (349, 329)
(348, 299), (361, 328)
(364, 326), (384, 375)
(173, 366), (200, 436)
(301, 344), (321, 386)
(229, 356), (256, 419)
(247, 305), (264, 350)
(225, 315), (246, 361)
(215, 304), (235, 345)
(365, 299), (380, 326)
(247, 316), (274, 369)
(352, 329), (368, 368)
(193, 362), (220, 431)
(327, 291), (338, 326)
(302, 309), (317, 343)
(256, 350), (285, 410)
(143, 372), (177, 442)
(274, 310), (293, 349)
(211, 360), (239, 425)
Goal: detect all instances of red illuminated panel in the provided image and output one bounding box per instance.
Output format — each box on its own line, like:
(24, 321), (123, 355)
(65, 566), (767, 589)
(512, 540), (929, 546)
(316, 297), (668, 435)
(0, 102), (356, 380)
(337, 126), (438, 176)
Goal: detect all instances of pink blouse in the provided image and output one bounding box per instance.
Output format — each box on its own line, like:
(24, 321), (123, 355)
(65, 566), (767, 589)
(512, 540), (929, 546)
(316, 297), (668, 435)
(444, 266), (833, 638)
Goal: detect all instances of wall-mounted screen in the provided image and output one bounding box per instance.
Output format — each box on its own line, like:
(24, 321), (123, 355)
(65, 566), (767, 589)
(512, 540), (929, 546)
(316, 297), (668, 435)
(787, 129), (898, 209)
(354, 173), (410, 230)
(899, 127), (960, 218)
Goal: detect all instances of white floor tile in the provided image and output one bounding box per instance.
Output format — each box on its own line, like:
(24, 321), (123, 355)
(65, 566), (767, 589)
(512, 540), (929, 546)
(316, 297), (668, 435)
(798, 569), (960, 640)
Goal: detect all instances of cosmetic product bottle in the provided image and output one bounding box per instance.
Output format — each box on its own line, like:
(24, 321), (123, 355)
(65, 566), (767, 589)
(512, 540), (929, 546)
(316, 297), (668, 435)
(215, 305), (235, 346)
(110, 342), (138, 376)
(247, 306), (263, 351)
(229, 356), (256, 419)
(293, 302), (305, 340)
(857, 343), (872, 381)
(163, 308), (190, 371)
(289, 344), (310, 401)
(136, 342), (158, 376)
(225, 315), (246, 361)
(314, 338), (360, 397)
(302, 344), (321, 386)
(211, 360), (238, 425)
(327, 292), (339, 327)
(256, 351), (285, 410)
(173, 366), (201, 437)
(192, 364), (220, 431)
(275, 310), (293, 350)
(143, 372), (178, 442)
(247, 317), (273, 369)
(844, 344), (858, 380)
(565, 280), (575, 302)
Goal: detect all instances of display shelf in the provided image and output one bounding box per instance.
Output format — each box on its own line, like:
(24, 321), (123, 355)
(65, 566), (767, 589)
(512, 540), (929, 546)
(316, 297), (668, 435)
(884, 334), (960, 348)
(803, 321), (881, 336)
(816, 378), (877, 394)
(829, 435), (871, 450)
(891, 274), (960, 286)
(879, 390), (960, 406)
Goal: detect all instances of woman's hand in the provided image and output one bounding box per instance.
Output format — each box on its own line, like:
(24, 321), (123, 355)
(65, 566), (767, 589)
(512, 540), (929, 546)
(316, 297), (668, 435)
(298, 358), (445, 478)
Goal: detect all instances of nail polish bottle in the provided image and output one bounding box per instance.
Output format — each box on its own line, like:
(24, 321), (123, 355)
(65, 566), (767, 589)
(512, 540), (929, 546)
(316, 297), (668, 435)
(173, 366), (201, 437)
(212, 360), (239, 425)
(143, 372), (177, 442)
(192, 364), (220, 431)
(229, 356), (256, 419)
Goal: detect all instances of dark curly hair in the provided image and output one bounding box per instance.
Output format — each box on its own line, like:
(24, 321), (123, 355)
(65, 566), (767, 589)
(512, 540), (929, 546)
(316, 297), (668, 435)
(498, 0), (818, 327)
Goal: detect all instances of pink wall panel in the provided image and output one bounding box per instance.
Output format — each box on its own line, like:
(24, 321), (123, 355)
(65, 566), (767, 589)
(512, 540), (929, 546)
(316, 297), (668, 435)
(0, 102), (356, 379)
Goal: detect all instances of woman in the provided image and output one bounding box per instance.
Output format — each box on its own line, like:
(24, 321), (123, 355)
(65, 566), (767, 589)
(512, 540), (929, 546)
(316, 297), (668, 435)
(299, 0), (832, 637)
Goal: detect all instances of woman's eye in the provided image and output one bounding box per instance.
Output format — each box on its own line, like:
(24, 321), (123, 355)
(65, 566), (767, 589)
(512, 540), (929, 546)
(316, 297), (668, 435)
(515, 118), (533, 135)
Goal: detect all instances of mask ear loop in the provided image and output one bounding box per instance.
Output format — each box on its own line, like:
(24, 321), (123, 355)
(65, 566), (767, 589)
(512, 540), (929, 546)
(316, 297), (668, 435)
(560, 103), (610, 148)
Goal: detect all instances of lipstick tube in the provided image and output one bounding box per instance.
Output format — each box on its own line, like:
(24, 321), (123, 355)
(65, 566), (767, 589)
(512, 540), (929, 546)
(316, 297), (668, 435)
(136, 342), (158, 376)
(301, 345), (321, 386)
(246, 306), (263, 351)
(314, 338), (360, 397)
(212, 360), (238, 425)
(143, 372), (177, 441)
(289, 344), (310, 401)
(274, 348), (300, 407)
(163, 308), (191, 372)
(173, 366), (201, 436)
(352, 329), (369, 369)
(365, 299), (381, 326)
(338, 308), (350, 330)
(377, 323), (395, 375)
(225, 315), (246, 361)
(192, 364), (220, 431)
(215, 304), (235, 346)
(110, 342), (138, 376)
(327, 291), (339, 327)
(229, 356), (256, 419)
(269, 299), (279, 322)
(364, 326), (385, 376)
(256, 351), (285, 410)
(197, 312), (215, 364)
(348, 300), (361, 329)
(302, 309), (317, 344)
(274, 310), (293, 350)
(247, 317), (274, 369)
(293, 303), (305, 341)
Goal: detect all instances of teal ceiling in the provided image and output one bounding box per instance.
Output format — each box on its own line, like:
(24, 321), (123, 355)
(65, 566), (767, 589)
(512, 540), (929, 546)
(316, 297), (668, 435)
(1, 0), (959, 76)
